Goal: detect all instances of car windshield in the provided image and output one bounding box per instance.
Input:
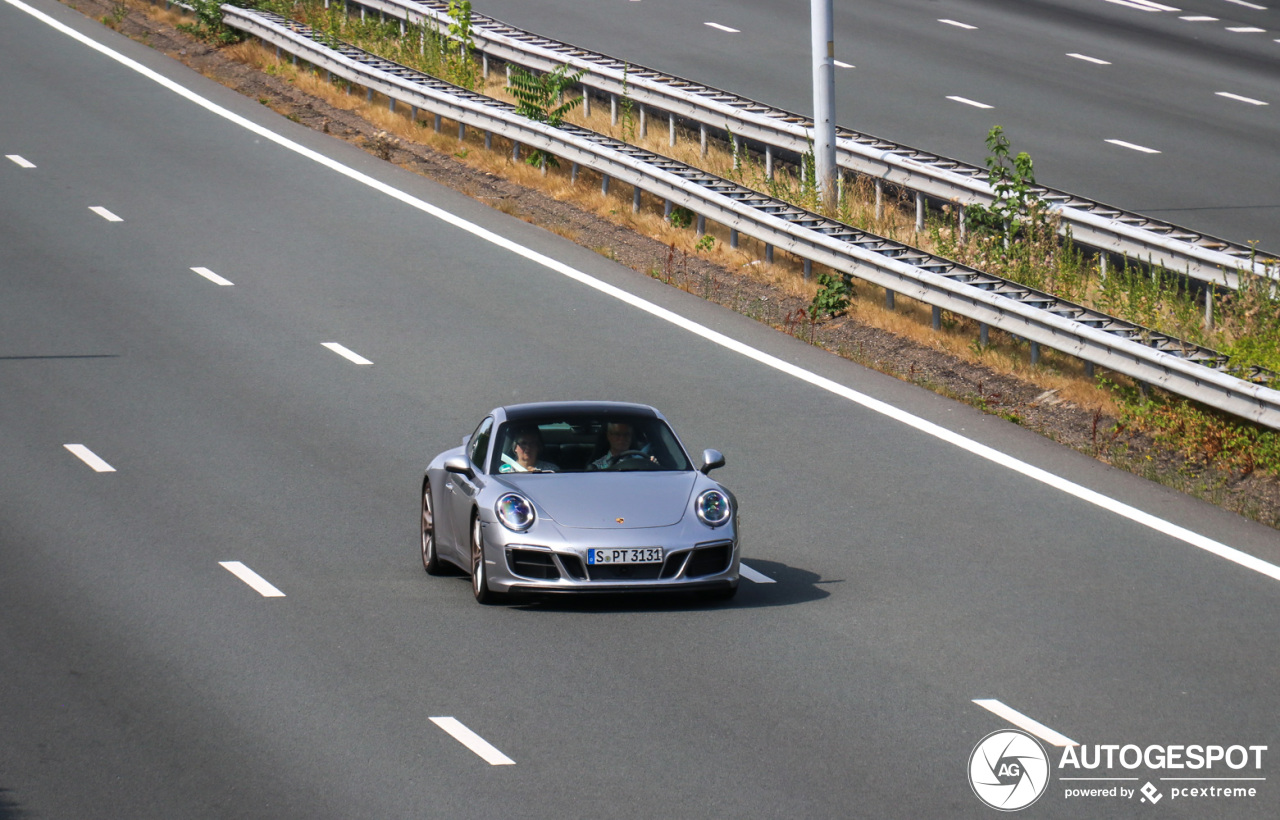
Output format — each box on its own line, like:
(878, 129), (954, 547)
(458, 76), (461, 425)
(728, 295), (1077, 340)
(491, 415), (693, 474)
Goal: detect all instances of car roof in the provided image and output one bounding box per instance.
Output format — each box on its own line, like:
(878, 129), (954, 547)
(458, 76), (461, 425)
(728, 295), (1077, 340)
(499, 401), (662, 422)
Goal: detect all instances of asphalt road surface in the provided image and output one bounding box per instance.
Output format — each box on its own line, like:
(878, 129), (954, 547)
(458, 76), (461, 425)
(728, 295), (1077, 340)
(2, 0), (1279, 817)
(470, 0), (1280, 252)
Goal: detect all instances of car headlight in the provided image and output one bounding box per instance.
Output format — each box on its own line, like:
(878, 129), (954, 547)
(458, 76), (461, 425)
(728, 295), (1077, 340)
(695, 489), (731, 527)
(496, 493), (536, 531)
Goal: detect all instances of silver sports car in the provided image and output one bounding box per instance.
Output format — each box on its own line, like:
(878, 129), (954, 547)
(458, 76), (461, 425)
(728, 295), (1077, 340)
(420, 402), (739, 603)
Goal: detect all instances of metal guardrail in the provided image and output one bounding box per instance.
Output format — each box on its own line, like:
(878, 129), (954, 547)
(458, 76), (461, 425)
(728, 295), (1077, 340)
(222, 7), (1280, 430)
(350, 0), (1278, 291)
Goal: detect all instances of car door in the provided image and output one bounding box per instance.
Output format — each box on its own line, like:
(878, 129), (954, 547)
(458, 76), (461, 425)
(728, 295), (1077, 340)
(445, 417), (492, 561)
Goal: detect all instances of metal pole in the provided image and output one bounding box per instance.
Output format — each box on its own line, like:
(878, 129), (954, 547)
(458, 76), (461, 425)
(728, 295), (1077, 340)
(811, 0), (837, 210)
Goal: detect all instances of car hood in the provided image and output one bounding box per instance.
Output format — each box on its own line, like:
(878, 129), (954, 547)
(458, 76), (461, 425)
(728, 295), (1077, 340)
(497, 472), (697, 529)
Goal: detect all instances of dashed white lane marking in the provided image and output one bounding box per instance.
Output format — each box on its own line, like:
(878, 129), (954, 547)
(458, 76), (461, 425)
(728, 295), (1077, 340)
(973, 699), (1078, 747)
(1223, 0), (1266, 9)
(1067, 52), (1112, 64)
(218, 561), (286, 597)
(191, 266), (234, 285)
(322, 342), (372, 365)
(1181, 14), (1219, 19)
(429, 717), (515, 765)
(21, 0), (1279, 587)
(938, 19), (977, 29)
(1105, 0), (1180, 10)
(89, 206), (122, 222)
(1106, 138), (1161, 153)
(739, 562), (775, 584)
(834, 60), (854, 68)
(1227, 25), (1267, 31)
(1216, 91), (1268, 105)
(64, 444), (115, 472)
(6, 154), (35, 168)
(704, 22), (739, 33)
(947, 96), (994, 109)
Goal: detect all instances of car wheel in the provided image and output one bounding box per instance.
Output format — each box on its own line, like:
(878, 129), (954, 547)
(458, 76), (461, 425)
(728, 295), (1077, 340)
(471, 512), (503, 604)
(421, 479), (443, 575)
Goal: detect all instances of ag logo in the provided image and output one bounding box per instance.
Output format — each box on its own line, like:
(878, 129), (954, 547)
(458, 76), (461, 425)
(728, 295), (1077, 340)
(969, 730), (1050, 811)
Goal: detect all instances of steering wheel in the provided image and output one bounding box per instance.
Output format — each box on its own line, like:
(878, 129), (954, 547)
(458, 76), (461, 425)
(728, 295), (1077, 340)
(605, 450), (661, 471)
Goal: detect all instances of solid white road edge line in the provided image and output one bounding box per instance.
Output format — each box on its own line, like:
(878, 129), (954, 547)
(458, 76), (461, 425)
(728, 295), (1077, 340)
(89, 205), (122, 221)
(6, 154), (36, 168)
(973, 699), (1078, 747)
(192, 266), (234, 285)
(16, 0), (1280, 585)
(218, 561), (286, 597)
(704, 22), (739, 33)
(739, 562), (775, 584)
(938, 19), (977, 29)
(429, 717), (515, 765)
(1067, 52), (1112, 65)
(64, 443), (115, 472)
(322, 342), (373, 364)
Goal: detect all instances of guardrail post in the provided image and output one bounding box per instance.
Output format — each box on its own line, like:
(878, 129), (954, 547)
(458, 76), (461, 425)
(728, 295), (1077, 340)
(766, 146), (773, 180)
(885, 289), (895, 310)
(611, 94), (618, 126)
(633, 186), (642, 213)
(571, 162), (579, 184)
(458, 122), (466, 140)
(665, 200), (674, 221)
(803, 259), (812, 281)
(730, 229), (739, 249)
(367, 87), (373, 102)
(434, 114), (442, 133)
(482, 53), (488, 79)
(1030, 341), (1041, 365)
(766, 244), (774, 263)
(932, 306), (941, 331)
(958, 205), (966, 242)
(1099, 254), (1108, 281)
(700, 124), (707, 157)
(980, 323), (989, 346)
(916, 193), (925, 232)
(389, 96), (396, 113)
(640, 106), (647, 138)
(669, 113), (676, 147)
(602, 174), (610, 195)
(583, 87), (590, 117)
(512, 141), (520, 162)
(875, 179), (883, 222)
(696, 215), (706, 235)
(485, 131), (492, 151)
(1084, 360), (1095, 378)
(1204, 283), (1214, 329)
(541, 155), (548, 176)
(410, 105), (418, 121)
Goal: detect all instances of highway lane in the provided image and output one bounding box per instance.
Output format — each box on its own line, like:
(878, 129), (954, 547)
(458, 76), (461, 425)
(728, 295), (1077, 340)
(2, 0), (1279, 816)
(469, 0), (1280, 251)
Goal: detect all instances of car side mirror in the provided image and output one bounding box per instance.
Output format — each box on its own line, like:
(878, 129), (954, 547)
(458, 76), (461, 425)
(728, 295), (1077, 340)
(444, 454), (475, 479)
(699, 449), (725, 474)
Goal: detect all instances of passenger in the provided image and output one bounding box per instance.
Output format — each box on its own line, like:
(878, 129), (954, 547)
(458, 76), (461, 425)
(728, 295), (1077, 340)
(588, 421), (657, 470)
(499, 426), (559, 473)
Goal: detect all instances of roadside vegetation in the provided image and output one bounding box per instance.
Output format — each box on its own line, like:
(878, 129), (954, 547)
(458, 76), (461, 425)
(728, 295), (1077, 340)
(107, 0), (1280, 494)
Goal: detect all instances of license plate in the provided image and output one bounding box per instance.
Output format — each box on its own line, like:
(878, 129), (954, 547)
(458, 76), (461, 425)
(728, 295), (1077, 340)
(587, 547), (663, 565)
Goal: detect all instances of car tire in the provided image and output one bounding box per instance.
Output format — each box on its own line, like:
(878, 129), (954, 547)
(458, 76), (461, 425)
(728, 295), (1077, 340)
(471, 512), (503, 605)
(421, 479), (444, 575)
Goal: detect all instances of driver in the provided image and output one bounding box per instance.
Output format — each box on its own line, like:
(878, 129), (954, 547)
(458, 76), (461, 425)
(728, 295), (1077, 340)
(589, 421), (657, 470)
(499, 426), (559, 473)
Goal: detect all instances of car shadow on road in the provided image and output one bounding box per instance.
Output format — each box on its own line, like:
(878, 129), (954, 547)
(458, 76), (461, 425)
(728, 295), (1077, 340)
(0, 786), (25, 820)
(508, 558), (836, 612)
